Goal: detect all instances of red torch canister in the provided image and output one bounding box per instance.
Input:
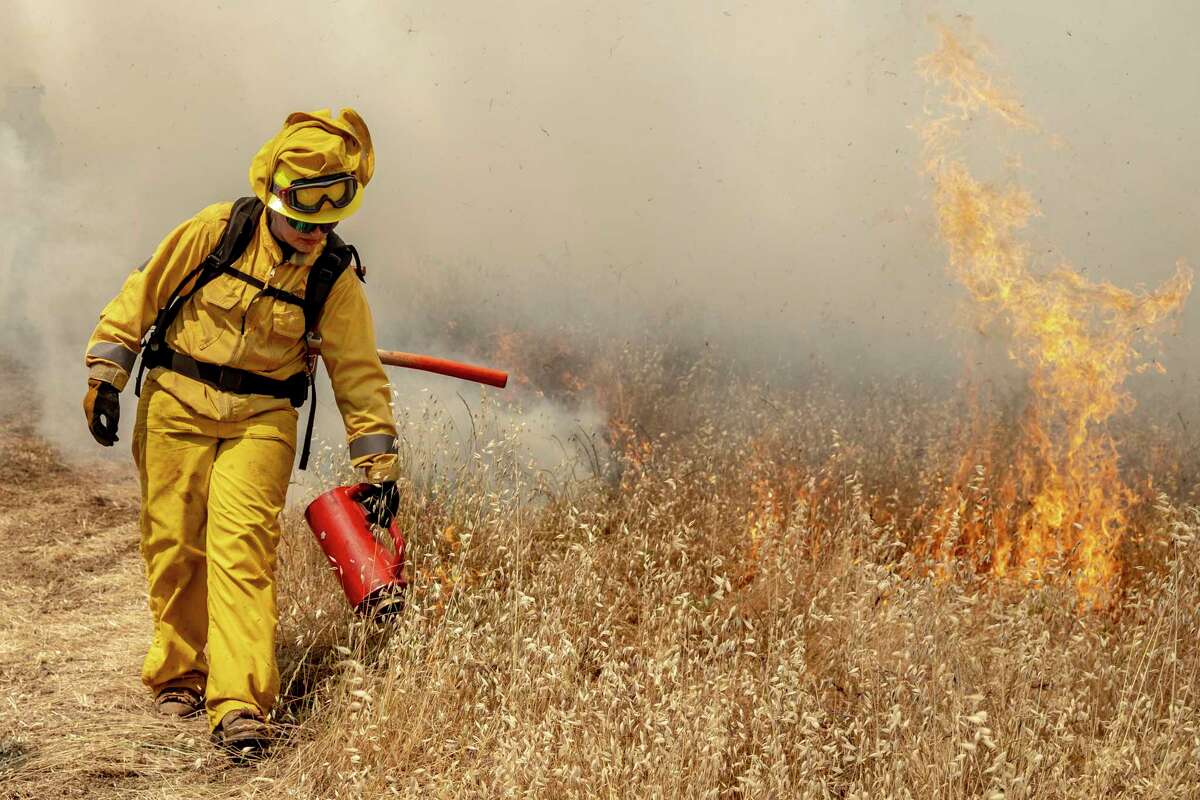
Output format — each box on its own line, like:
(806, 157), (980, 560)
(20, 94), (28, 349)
(304, 483), (407, 615)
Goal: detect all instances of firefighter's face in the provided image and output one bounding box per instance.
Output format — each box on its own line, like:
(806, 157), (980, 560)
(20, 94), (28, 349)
(268, 210), (327, 253)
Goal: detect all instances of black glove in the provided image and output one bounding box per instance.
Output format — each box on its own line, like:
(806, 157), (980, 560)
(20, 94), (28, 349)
(361, 481), (399, 529)
(83, 378), (120, 446)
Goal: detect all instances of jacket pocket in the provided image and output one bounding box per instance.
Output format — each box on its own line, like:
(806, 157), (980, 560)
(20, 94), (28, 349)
(271, 302), (307, 344)
(193, 282), (242, 351)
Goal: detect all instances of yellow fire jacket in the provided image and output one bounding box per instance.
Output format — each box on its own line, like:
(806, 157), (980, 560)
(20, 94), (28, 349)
(85, 201), (399, 482)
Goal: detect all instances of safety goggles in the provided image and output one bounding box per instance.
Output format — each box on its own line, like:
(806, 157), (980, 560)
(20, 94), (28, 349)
(286, 217), (338, 234)
(274, 172), (358, 214)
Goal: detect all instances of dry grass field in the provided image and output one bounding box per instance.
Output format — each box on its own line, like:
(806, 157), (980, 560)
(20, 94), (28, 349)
(2, 344), (1200, 799)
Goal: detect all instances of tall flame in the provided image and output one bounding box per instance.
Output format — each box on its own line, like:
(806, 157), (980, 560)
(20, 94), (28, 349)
(919, 22), (1192, 605)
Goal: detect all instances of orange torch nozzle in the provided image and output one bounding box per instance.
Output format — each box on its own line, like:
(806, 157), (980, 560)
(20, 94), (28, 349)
(375, 350), (508, 388)
(305, 338), (508, 388)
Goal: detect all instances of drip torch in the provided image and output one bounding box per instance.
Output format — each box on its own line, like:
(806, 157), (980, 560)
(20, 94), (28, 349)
(304, 348), (507, 617)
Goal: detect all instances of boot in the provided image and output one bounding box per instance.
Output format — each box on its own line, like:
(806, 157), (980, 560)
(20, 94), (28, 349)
(212, 708), (270, 761)
(154, 686), (203, 718)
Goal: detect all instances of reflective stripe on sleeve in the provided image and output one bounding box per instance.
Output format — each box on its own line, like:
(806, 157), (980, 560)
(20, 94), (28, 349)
(349, 433), (398, 460)
(87, 341), (139, 373)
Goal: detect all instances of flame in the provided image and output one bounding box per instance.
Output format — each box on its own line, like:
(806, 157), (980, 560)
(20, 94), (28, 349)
(736, 443), (828, 586)
(919, 21), (1192, 605)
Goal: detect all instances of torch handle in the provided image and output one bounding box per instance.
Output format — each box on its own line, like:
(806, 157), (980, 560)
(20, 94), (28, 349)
(376, 350), (508, 389)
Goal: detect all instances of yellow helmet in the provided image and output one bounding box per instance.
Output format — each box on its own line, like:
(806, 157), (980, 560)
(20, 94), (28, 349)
(249, 108), (374, 224)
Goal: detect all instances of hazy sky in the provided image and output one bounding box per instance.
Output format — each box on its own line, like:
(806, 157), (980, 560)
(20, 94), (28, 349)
(4, 1), (1199, 451)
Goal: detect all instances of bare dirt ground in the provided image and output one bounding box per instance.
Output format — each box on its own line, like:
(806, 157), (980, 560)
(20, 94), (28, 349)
(0, 373), (258, 799)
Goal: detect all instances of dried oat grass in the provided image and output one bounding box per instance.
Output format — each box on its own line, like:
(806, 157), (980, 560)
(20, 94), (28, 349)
(3, 350), (1199, 799)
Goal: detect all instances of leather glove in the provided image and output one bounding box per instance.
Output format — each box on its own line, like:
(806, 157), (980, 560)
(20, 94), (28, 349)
(83, 378), (121, 446)
(360, 481), (399, 529)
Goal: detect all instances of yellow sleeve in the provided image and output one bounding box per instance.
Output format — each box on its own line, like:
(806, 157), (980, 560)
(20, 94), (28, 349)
(317, 269), (400, 483)
(84, 205), (228, 391)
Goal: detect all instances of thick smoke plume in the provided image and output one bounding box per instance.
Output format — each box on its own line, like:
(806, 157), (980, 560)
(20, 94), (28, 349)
(3, 3), (1198, 467)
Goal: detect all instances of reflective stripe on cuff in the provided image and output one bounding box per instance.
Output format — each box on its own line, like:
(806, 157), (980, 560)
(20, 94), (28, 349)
(349, 433), (398, 460)
(87, 341), (139, 373)
(89, 362), (130, 392)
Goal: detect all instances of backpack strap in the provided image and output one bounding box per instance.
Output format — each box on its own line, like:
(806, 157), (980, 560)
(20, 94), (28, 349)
(296, 233), (365, 470)
(303, 233), (364, 332)
(134, 196), (264, 395)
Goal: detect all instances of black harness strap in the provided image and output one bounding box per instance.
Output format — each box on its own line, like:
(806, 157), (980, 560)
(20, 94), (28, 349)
(145, 347), (309, 406)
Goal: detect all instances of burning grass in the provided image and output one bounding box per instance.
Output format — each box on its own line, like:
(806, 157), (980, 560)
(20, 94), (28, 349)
(2, 341), (1199, 798)
(919, 21), (1193, 606)
(251, 341), (1200, 799)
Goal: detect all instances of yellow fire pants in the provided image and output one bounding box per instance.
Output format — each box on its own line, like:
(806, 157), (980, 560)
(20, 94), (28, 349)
(132, 373), (296, 731)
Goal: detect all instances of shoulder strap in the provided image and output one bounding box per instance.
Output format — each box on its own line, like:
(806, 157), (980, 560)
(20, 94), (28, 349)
(205, 196), (264, 276)
(135, 197), (264, 395)
(297, 234), (364, 472)
(152, 196), (263, 333)
(302, 233), (364, 334)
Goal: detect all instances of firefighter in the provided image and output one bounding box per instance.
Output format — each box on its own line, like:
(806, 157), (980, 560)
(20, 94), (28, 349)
(82, 108), (400, 759)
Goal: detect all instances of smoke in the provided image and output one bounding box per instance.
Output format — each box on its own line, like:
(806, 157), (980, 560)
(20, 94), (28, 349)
(3, 2), (1199, 465)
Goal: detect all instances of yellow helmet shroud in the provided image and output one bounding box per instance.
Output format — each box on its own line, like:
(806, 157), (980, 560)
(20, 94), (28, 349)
(249, 107), (375, 224)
